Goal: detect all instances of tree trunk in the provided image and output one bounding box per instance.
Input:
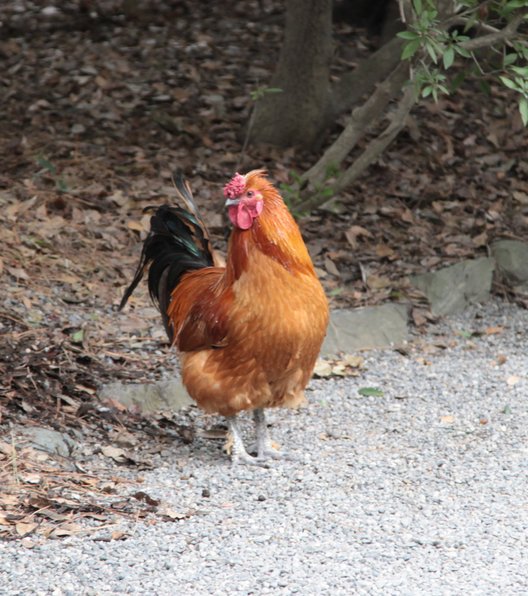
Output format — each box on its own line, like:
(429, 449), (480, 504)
(250, 0), (333, 148)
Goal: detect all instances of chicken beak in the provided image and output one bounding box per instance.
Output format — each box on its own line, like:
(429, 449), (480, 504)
(225, 197), (240, 207)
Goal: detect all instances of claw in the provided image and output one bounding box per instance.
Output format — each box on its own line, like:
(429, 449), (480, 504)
(253, 408), (290, 461)
(225, 410), (290, 465)
(226, 415), (268, 467)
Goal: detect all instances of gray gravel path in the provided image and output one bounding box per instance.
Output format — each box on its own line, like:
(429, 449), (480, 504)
(1, 299), (528, 595)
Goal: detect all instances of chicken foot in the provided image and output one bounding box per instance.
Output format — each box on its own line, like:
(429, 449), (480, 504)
(253, 408), (287, 460)
(226, 415), (267, 466)
(226, 410), (286, 465)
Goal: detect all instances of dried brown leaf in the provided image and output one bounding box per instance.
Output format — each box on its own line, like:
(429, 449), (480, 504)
(101, 445), (128, 463)
(16, 522), (38, 537)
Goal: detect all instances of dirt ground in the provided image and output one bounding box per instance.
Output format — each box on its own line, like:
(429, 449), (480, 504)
(1, 0), (527, 541)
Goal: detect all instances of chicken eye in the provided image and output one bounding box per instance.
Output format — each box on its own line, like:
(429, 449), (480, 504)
(246, 190), (254, 198)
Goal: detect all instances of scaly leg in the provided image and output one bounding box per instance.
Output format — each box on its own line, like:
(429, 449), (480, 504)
(226, 415), (267, 466)
(253, 408), (286, 460)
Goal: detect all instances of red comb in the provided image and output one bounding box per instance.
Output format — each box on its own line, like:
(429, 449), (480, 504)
(223, 173), (246, 199)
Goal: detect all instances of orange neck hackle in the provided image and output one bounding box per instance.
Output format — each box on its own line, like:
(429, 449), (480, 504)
(225, 171), (315, 281)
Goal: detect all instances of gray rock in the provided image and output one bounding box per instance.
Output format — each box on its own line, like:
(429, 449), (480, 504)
(491, 239), (528, 290)
(322, 303), (409, 356)
(99, 379), (192, 413)
(411, 257), (494, 316)
(21, 427), (76, 457)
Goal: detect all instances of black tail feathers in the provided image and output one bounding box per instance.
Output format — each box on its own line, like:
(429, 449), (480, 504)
(119, 192), (214, 335)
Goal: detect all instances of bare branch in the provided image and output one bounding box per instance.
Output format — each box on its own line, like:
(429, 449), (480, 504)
(335, 85), (417, 194)
(296, 84), (417, 213)
(301, 62), (410, 189)
(459, 12), (526, 52)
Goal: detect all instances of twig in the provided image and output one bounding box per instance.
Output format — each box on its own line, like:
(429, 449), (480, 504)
(459, 12), (526, 52)
(9, 427), (19, 485)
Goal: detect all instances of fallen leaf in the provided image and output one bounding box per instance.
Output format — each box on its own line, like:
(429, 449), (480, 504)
(416, 357), (432, 366)
(158, 506), (197, 521)
(401, 208), (414, 223)
(20, 473), (41, 485)
(324, 257), (340, 277)
(101, 445), (129, 463)
(375, 244), (395, 258)
(127, 220), (146, 232)
(472, 232), (488, 247)
(342, 354), (364, 368)
(50, 523), (83, 537)
(0, 493), (19, 507)
(344, 225), (372, 248)
(485, 326), (503, 335)
(506, 375), (521, 386)
(314, 355), (363, 378)
(132, 491), (160, 507)
(7, 266), (29, 280)
(313, 359), (333, 378)
(331, 364), (347, 376)
(21, 537), (37, 549)
(358, 387), (384, 397)
(111, 530), (128, 541)
(366, 274), (391, 289)
(16, 522), (38, 537)
(440, 415), (454, 424)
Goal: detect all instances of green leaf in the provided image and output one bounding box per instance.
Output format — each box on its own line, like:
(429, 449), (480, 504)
(36, 156), (56, 174)
(425, 41), (438, 63)
(56, 178), (69, 193)
(443, 46), (455, 69)
(422, 85), (433, 98)
(511, 66), (528, 78)
(397, 30), (420, 40)
(503, 0), (528, 9)
(358, 387), (384, 397)
(455, 46), (472, 58)
(503, 53), (518, 67)
(71, 329), (84, 344)
(500, 76), (520, 91)
(520, 97), (528, 127)
(413, 0), (422, 14)
(401, 39), (421, 60)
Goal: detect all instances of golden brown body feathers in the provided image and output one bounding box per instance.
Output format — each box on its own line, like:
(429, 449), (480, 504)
(124, 170), (329, 417)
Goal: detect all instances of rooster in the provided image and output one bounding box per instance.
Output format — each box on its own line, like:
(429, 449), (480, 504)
(119, 170), (329, 464)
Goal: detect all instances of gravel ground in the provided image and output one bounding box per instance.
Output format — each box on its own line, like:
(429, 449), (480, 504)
(1, 299), (528, 595)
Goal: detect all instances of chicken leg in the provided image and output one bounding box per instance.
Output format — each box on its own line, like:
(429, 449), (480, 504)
(226, 415), (265, 466)
(253, 408), (285, 460)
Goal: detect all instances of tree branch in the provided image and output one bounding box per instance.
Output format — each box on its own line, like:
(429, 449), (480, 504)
(295, 9), (526, 212)
(459, 12), (526, 52)
(334, 84), (417, 194)
(301, 61), (410, 189)
(296, 84), (417, 213)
